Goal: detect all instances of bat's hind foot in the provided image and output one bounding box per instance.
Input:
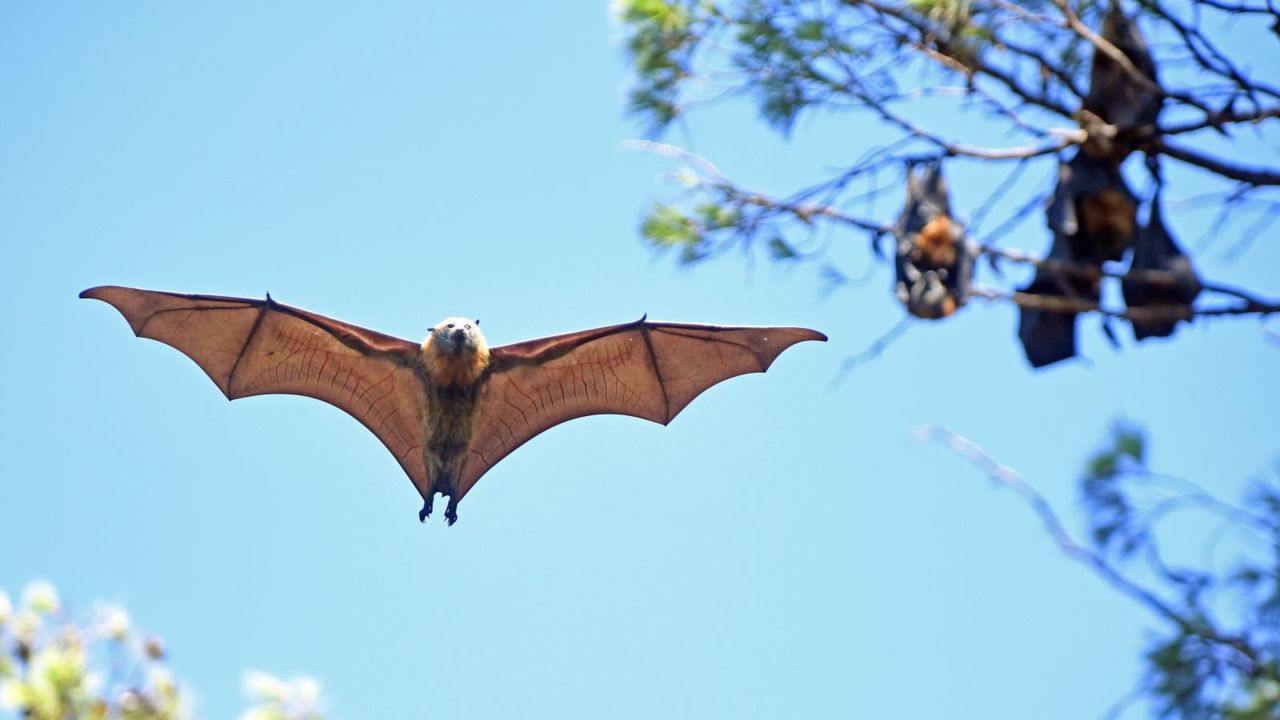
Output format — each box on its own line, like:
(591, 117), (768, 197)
(445, 497), (459, 526)
(418, 495), (434, 523)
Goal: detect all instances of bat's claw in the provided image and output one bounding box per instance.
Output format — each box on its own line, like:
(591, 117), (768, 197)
(444, 498), (458, 526)
(418, 496), (433, 523)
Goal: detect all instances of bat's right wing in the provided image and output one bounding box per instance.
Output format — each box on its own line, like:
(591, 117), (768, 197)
(82, 286), (431, 497)
(456, 319), (826, 501)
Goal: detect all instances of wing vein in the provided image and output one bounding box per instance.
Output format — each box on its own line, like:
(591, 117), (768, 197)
(228, 301), (270, 397)
(639, 326), (671, 421)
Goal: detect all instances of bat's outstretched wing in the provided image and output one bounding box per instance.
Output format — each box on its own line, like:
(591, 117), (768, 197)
(456, 320), (826, 500)
(81, 286), (430, 496)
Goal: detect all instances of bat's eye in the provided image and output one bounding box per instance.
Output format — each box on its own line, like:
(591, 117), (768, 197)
(447, 323), (455, 329)
(465, 324), (471, 330)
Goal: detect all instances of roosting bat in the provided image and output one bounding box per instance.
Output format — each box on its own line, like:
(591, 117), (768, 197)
(1048, 150), (1138, 267)
(81, 286), (825, 524)
(1080, 6), (1161, 162)
(1017, 231), (1085, 368)
(1018, 151), (1137, 367)
(894, 161), (973, 320)
(1122, 196), (1200, 339)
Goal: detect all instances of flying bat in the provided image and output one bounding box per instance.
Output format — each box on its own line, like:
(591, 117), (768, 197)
(894, 161), (973, 320)
(81, 286), (825, 524)
(1122, 196), (1200, 339)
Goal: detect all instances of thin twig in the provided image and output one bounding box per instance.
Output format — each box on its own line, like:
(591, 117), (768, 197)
(1050, 0), (1216, 115)
(917, 426), (1265, 672)
(831, 317), (912, 387)
(624, 139), (730, 183)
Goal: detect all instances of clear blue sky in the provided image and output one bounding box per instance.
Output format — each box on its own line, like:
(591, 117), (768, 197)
(1, 3), (1275, 718)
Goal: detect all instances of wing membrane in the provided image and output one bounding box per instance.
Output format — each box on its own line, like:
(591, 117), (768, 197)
(82, 286), (430, 497)
(457, 320), (825, 499)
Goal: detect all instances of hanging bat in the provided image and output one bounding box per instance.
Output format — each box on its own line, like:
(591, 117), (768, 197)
(1080, 6), (1161, 161)
(894, 161), (973, 320)
(1018, 150), (1132, 368)
(1017, 231), (1085, 368)
(1047, 150), (1138, 268)
(1122, 196), (1200, 339)
(81, 286), (825, 525)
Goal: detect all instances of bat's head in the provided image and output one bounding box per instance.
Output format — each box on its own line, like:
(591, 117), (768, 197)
(422, 317), (491, 388)
(427, 317), (487, 356)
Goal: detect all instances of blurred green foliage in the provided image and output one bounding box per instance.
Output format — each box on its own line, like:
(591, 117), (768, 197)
(0, 582), (323, 720)
(618, 0), (931, 260)
(618, 0), (709, 131)
(1079, 426), (1280, 718)
(614, 0), (1102, 265)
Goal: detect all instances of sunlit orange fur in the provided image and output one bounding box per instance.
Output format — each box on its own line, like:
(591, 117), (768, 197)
(913, 215), (957, 268)
(421, 337), (490, 388)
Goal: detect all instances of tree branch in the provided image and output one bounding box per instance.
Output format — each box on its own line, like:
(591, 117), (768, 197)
(1156, 138), (1280, 186)
(1161, 105), (1280, 135)
(972, 285), (1280, 320)
(856, 90), (1076, 160)
(843, 0), (1080, 118)
(1050, 0), (1217, 115)
(917, 426), (1266, 672)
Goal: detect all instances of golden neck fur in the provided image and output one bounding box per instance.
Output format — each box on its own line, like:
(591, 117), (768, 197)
(421, 335), (490, 388)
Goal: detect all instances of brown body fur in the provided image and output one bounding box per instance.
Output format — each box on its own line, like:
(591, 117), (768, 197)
(418, 336), (491, 515)
(1078, 189), (1136, 263)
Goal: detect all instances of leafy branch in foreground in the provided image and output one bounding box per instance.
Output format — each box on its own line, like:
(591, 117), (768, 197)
(919, 424), (1280, 719)
(0, 582), (324, 720)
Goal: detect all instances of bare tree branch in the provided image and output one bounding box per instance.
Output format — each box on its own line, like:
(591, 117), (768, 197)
(843, 0), (1081, 118)
(916, 426), (1265, 673)
(832, 317), (912, 386)
(855, 90), (1076, 160)
(972, 285), (1280, 320)
(1161, 105), (1280, 136)
(1156, 138), (1280, 186)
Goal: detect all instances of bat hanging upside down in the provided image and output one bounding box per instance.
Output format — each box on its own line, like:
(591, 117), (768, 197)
(81, 286), (825, 525)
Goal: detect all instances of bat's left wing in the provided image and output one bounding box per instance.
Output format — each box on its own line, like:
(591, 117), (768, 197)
(455, 320), (826, 501)
(81, 286), (431, 497)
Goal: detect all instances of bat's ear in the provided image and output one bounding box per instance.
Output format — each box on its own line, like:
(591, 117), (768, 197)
(474, 319), (480, 326)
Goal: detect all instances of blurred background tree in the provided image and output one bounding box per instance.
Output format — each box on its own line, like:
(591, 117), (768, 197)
(0, 582), (323, 720)
(922, 424), (1280, 718)
(619, 1), (1278, 716)
(618, 0), (1279, 368)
